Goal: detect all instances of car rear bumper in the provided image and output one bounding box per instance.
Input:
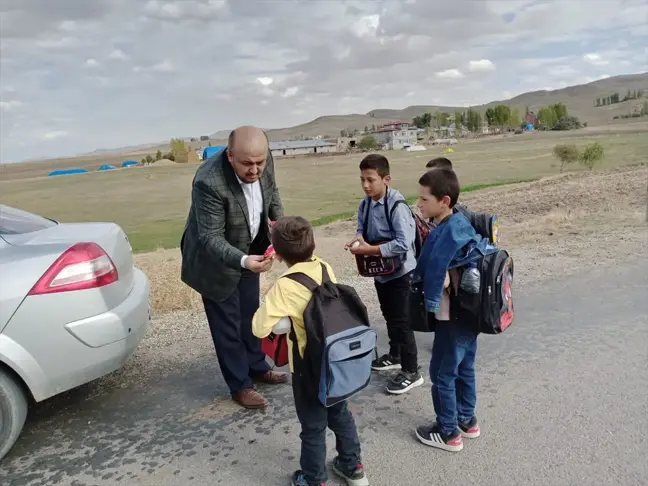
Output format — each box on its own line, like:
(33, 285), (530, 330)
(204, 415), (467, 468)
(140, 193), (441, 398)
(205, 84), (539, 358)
(0, 269), (150, 402)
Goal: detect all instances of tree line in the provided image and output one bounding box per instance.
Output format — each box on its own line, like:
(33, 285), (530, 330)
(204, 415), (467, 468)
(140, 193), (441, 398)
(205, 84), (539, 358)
(594, 89), (645, 107)
(411, 102), (583, 133)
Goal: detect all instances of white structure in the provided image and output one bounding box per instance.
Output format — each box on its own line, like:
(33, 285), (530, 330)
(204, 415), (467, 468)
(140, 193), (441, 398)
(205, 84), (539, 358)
(404, 145), (427, 151)
(269, 139), (338, 157)
(371, 122), (418, 150)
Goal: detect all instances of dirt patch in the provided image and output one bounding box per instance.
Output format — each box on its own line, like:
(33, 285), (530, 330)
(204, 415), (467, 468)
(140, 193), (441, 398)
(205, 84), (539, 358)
(135, 164), (647, 316)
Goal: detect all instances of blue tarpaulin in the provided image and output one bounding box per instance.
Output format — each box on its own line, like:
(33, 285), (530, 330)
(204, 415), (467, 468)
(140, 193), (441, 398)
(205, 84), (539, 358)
(202, 146), (226, 160)
(48, 168), (89, 176)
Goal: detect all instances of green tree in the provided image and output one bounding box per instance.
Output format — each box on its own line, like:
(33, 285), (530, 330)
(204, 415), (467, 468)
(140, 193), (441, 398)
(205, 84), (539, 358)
(465, 108), (481, 133)
(358, 135), (377, 150)
(364, 125), (369, 133)
(553, 144), (580, 172)
(170, 138), (189, 163)
(641, 100), (648, 116)
(454, 110), (463, 131)
(155, 150), (162, 160)
(580, 142), (604, 171)
(145, 154), (154, 164)
(413, 113), (433, 128)
(510, 108), (521, 128)
(484, 107), (496, 127)
(493, 104), (511, 130)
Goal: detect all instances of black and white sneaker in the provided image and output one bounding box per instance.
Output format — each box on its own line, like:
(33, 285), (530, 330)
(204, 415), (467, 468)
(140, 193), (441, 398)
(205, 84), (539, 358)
(458, 416), (481, 438)
(386, 370), (424, 395)
(371, 354), (401, 371)
(415, 423), (464, 452)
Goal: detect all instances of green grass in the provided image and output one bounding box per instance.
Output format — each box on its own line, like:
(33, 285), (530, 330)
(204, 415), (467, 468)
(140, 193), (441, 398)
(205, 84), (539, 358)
(310, 178), (537, 228)
(2, 129), (646, 253)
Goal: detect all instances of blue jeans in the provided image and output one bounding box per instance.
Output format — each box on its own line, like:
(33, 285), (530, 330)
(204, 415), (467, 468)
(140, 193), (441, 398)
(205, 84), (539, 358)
(429, 320), (478, 436)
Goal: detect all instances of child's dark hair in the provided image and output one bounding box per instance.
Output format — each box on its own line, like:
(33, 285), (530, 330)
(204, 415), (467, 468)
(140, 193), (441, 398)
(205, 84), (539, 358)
(418, 168), (460, 208)
(425, 157), (453, 170)
(271, 216), (316, 265)
(359, 154), (390, 178)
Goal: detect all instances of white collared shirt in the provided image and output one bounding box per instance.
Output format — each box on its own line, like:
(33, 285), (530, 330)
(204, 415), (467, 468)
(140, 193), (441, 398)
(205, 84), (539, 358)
(236, 175), (263, 268)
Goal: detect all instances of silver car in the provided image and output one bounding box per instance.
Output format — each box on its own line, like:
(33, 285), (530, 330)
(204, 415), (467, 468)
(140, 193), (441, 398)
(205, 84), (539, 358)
(0, 205), (150, 460)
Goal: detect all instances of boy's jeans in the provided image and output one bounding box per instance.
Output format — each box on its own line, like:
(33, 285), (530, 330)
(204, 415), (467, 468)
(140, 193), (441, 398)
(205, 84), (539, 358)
(429, 320), (478, 436)
(292, 374), (361, 484)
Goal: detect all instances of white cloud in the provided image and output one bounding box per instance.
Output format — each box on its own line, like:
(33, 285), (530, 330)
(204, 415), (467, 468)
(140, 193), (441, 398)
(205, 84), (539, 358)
(150, 59), (175, 72)
(0, 0), (646, 162)
(85, 58), (100, 68)
(43, 130), (69, 140)
(583, 52), (609, 66)
(0, 100), (23, 111)
(257, 77), (274, 86)
(436, 69), (465, 79)
(468, 59), (496, 72)
(109, 49), (129, 60)
(351, 14), (380, 38)
(281, 86), (299, 98)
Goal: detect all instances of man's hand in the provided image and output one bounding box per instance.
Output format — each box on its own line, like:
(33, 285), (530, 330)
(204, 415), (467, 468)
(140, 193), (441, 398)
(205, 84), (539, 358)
(243, 255), (274, 273)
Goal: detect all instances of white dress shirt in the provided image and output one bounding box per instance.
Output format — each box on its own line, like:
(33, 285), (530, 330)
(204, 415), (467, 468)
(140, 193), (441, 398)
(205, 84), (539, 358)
(236, 176), (264, 268)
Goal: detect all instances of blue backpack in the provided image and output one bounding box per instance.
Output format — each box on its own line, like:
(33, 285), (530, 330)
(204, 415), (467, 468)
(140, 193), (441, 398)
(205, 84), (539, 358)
(286, 263), (377, 407)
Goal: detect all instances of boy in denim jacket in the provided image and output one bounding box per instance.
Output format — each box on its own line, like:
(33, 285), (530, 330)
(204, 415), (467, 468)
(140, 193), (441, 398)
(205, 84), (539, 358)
(413, 168), (497, 452)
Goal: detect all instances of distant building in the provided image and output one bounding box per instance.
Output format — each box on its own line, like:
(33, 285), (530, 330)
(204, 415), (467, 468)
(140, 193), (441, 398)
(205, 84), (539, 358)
(525, 111), (537, 126)
(371, 122), (418, 150)
(270, 140), (337, 157)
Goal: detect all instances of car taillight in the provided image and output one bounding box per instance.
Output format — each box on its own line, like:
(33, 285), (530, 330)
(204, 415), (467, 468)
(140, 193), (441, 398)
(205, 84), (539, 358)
(28, 242), (119, 295)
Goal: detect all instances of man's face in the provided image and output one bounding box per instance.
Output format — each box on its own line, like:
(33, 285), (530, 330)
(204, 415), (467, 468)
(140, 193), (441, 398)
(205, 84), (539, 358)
(227, 145), (267, 183)
(417, 185), (449, 220)
(360, 169), (390, 200)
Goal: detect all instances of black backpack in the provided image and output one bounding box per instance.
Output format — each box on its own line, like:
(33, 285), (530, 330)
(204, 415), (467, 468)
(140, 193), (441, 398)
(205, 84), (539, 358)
(454, 205), (499, 246)
(472, 249), (515, 334)
(287, 264), (377, 407)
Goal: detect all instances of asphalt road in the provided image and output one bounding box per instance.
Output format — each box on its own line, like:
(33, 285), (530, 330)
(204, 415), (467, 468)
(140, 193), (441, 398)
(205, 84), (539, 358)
(2, 260), (647, 486)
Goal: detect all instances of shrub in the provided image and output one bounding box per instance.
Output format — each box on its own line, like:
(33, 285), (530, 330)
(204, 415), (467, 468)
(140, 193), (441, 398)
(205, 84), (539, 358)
(580, 142), (604, 171)
(553, 144), (580, 172)
(358, 135), (377, 150)
(553, 116), (582, 131)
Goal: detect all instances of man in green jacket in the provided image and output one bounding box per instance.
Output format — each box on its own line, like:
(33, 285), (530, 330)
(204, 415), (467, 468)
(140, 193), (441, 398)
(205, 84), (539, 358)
(181, 126), (288, 409)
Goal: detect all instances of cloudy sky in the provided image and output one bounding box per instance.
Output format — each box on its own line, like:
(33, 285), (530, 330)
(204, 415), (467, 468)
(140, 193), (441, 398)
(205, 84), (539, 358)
(1, 0), (646, 163)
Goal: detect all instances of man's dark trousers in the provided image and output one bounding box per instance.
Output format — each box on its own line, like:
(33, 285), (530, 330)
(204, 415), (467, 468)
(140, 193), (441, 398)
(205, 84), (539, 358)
(202, 265), (271, 393)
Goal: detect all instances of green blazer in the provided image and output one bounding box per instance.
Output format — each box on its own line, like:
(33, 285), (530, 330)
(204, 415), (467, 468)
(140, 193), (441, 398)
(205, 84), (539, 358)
(180, 149), (284, 302)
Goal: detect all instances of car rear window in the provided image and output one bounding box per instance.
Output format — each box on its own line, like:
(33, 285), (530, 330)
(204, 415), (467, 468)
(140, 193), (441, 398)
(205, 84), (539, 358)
(0, 205), (57, 235)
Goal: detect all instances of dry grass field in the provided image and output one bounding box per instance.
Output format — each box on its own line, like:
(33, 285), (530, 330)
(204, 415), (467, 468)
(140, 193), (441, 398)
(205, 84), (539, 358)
(134, 163), (647, 317)
(2, 126), (647, 252)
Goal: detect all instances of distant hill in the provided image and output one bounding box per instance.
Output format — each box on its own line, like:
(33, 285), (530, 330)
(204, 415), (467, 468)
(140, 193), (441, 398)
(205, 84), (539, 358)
(258, 73), (647, 140)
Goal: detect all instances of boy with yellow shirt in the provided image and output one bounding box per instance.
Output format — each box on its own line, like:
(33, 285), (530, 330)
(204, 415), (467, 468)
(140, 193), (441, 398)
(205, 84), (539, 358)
(253, 216), (369, 486)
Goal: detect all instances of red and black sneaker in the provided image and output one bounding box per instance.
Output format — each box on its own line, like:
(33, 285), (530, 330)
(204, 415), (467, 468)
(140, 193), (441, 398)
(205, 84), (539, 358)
(332, 457), (369, 486)
(415, 423), (464, 452)
(458, 416), (481, 439)
(291, 470), (324, 486)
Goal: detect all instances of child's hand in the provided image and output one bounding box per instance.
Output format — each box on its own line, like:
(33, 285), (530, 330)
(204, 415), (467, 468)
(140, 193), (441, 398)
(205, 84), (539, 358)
(344, 235), (362, 251)
(349, 237), (371, 255)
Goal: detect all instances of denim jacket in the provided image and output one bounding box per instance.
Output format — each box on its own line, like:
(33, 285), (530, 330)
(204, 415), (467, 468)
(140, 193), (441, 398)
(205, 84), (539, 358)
(413, 212), (497, 313)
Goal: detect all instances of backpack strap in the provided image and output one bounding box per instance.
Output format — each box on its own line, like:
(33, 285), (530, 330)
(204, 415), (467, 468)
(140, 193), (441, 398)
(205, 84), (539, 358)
(284, 263), (331, 290)
(284, 271), (319, 291)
